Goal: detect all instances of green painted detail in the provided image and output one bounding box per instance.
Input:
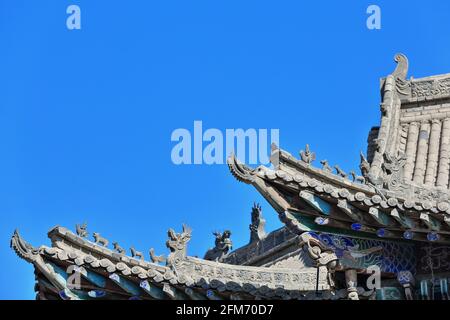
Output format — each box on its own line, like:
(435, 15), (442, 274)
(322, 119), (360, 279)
(48, 261), (106, 289)
(109, 273), (141, 296)
(420, 213), (441, 231)
(82, 269), (106, 288)
(391, 209), (415, 229)
(48, 262), (69, 281)
(337, 200), (362, 221)
(300, 191), (332, 215)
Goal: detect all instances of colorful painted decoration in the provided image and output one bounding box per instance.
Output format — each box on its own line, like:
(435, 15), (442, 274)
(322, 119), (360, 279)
(308, 232), (416, 274)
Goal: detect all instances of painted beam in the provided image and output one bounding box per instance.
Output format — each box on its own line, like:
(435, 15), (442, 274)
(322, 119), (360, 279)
(109, 273), (141, 296)
(299, 191), (332, 215)
(140, 280), (166, 299)
(77, 267), (106, 288)
(390, 209), (416, 229)
(47, 262), (70, 283)
(49, 264), (112, 299)
(46, 262), (82, 300)
(337, 200), (363, 222)
(162, 283), (186, 300)
(368, 207), (392, 226)
(420, 213), (441, 231)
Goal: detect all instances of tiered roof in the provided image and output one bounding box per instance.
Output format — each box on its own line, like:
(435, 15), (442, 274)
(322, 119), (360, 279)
(12, 54), (449, 300)
(11, 225), (347, 300)
(228, 54), (450, 244)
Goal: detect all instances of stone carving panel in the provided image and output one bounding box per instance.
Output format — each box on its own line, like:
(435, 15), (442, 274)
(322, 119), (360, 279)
(411, 78), (450, 98)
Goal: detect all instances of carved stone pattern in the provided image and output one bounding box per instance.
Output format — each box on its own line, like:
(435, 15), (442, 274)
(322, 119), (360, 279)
(166, 224), (192, 268)
(178, 258), (331, 291)
(411, 78), (450, 98)
(382, 152), (407, 191)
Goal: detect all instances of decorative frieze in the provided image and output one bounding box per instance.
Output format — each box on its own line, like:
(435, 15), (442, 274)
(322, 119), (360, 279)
(411, 78), (450, 98)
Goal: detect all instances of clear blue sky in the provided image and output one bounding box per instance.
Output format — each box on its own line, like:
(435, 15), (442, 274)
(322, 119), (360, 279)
(2, 0), (450, 299)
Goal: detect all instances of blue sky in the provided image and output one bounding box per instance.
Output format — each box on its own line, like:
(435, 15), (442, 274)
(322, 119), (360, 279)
(2, 0), (450, 299)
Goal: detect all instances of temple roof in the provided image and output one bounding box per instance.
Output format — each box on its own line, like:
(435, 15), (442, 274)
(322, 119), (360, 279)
(227, 55), (450, 244)
(11, 224), (347, 300)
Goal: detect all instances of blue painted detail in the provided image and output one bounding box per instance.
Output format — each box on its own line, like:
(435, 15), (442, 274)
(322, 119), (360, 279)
(129, 296), (141, 300)
(351, 223), (362, 231)
(59, 290), (71, 300)
(427, 232), (439, 242)
(307, 231), (416, 274)
(403, 231), (414, 240)
(397, 271), (413, 285)
(139, 280), (166, 299)
(88, 290), (106, 298)
(376, 229), (386, 238)
(314, 217), (329, 225)
(140, 280), (150, 291)
(206, 289), (214, 298)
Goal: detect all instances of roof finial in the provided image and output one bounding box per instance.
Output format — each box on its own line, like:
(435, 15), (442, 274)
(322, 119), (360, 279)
(166, 224), (192, 267)
(249, 203), (266, 243)
(204, 230), (233, 262)
(392, 53), (409, 80)
(300, 144), (316, 164)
